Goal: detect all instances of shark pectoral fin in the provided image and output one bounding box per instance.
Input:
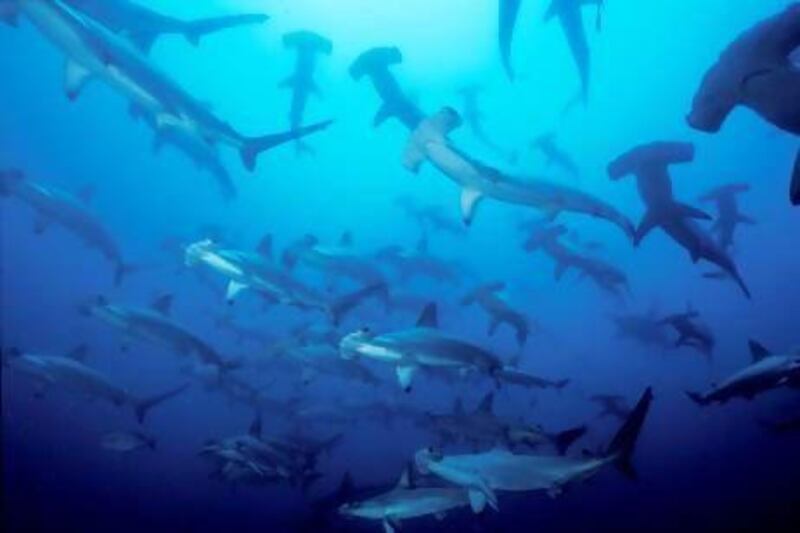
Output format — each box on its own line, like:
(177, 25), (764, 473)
(460, 188), (484, 225)
(383, 516), (401, 533)
(226, 281), (248, 302)
(396, 365), (417, 392)
(468, 489), (487, 513)
(33, 216), (50, 235)
(64, 60), (94, 101)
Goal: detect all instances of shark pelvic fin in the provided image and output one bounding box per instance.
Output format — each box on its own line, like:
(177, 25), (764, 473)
(226, 281), (248, 302)
(460, 187), (485, 225)
(396, 365), (417, 392)
(64, 60), (94, 101)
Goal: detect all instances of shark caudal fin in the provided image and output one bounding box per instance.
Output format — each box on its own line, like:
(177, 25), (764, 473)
(791, 147), (799, 206)
(240, 120), (333, 172)
(328, 282), (388, 325)
(605, 387), (653, 479)
(134, 383), (190, 424)
(552, 425), (587, 455)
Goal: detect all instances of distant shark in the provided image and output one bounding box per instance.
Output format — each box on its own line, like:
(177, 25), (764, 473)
(3, 346), (187, 423)
(2, 0), (331, 172)
(461, 281), (532, 347)
(375, 237), (461, 285)
(415, 387), (652, 509)
(687, 340), (800, 405)
(608, 141), (751, 298)
(394, 196), (467, 237)
(686, 4), (800, 205)
(658, 307), (715, 356)
(61, 0), (268, 52)
(404, 107), (634, 238)
(498, 0), (522, 80)
(611, 309), (673, 350)
(531, 132), (579, 179)
(282, 233), (387, 287)
(699, 183), (755, 250)
(0, 169), (132, 285)
(280, 31), (333, 154)
(349, 46), (424, 130)
(340, 303), (503, 392)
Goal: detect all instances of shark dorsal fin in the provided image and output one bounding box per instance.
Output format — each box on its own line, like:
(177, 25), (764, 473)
(453, 398), (465, 415)
(416, 303), (438, 328)
(396, 467), (411, 488)
(257, 234), (273, 259)
(151, 294), (173, 316)
(249, 411), (262, 437)
(748, 339), (772, 362)
(65, 344), (89, 361)
(476, 392), (494, 414)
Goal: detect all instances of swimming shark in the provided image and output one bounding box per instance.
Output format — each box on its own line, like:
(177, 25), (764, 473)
(3, 346), (187, 423)
(339, 468), (473, 532)
(589, 394), (632, 421)
(184, 238), (386, 324)
(101, 430), (157, 452)
(611, 309), (674, 350)
(61, 0), (268, 52)
(523, 223), (629, 297)
(543, 0), (605, 103)
(686, 4), (800, 205)
(80, 293), (238, 370)
(658, 308), (715, 356)
(339, 303), (503, 392)
(281, 30), (333, 154)
(608, 141), (751, 298)
(282, 234), (388, 287)
(461, 282), (532, 347)
(687, 340), (800, 406)
(3, 0), (331, 172)
(349, 46), (424, 130)
(415, 387), (652, 509)
(404, 107), (635, 238)
(394, 196), (467, 236)
(421, 392), (585, 454)
(699, 183), (755, 250)
(271, 343), (382, 387)
(531, 132), (580, 179)
(0, 169), (132, 285)
(498, 0), (522, 80)
(375, 237), (461, 285)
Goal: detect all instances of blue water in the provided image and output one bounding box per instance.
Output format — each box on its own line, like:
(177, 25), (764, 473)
(2, 1), (799, 531)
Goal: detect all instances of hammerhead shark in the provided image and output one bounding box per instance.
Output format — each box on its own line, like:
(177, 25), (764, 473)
(531, 132), (580, 179)
(461, 281), (532, 347)
(658, 307), (715, 356)
(404, 107), (634, 238)
(349, 46), (424, 130)
(699, 183), (755, 250)
(281, 31), (333, 154)
(61, 0), (268, 52)
(608, 141), (751, 298)
(687, 4), (800, 205)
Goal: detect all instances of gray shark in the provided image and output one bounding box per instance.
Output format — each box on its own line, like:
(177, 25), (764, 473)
(62, 0), (267, 52)
(394, 196), (467, 236)
(699, 183), (755, 250)
(687, 340), (800, 406)
(3, 346), (187, 423)
(658, 308), (715, 356)
(3, 0), (331, 172)
(611, 309), (673, 350)
(101, 430), (156, 452)
(271, 343), (382, 387)
(608, 141), (751, 298)
(185, 238), (386, 324)
(461, 282), (532, 347)
(498, 0), (522, 80)
(415, 387), (652, 509)
(0, 169), (131, 285)
(349, 46), (424, 130)
(80, 293), (238, 370)
(281, 31), (333, 154)
(339, 468), (473, 532)
(544, 0), (605, 103)
(282, 234), (387, 287)
(375, 237), (460, 285)
(686, 4), (799, 204)
(405, 108), (634, 238)
(422, 392), (584, 454)
(532, 132), (579, 179)
(339, 303), (503, 392)
(524, 223), (629, 297)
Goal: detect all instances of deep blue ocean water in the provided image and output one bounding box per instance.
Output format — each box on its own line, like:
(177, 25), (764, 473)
(2, 1), (799, 531)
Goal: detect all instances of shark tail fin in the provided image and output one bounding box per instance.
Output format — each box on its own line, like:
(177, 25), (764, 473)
(553, 425), (587, 455)
(605, 387), (653, 480)
(240, 120), (332, 172)
(328, 282), (388, 326)
(134, 383), (190, 424)
(791, 147), (799, 206)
